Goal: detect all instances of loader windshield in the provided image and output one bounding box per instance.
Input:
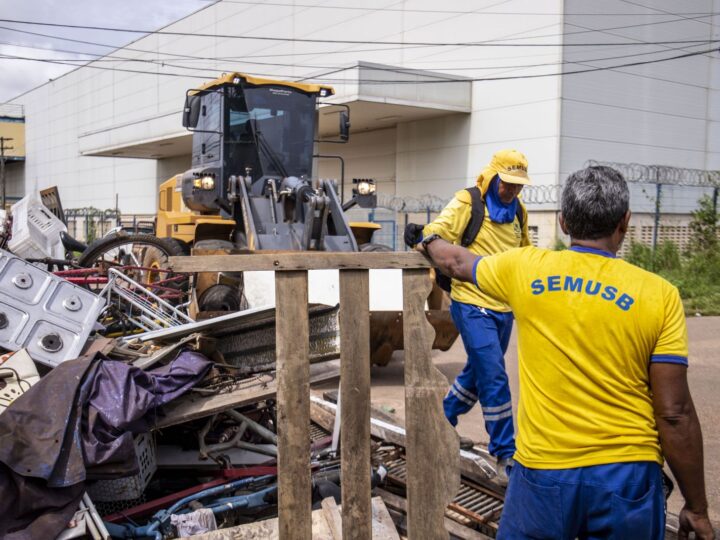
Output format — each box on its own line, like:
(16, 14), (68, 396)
(226, 85), (317, 179)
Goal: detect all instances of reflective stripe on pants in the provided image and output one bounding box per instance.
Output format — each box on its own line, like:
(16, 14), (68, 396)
(443, 300), (515, 459)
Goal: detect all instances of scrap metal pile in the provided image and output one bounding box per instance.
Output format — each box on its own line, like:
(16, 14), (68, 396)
(0, 191), (501, 540)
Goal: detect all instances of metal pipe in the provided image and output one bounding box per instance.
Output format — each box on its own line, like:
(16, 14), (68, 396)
(225, 409), (278, 444)
(267, 178), (278, 224)
(652, 182), (662, 267)
(313, 154), (345, 202)
(83, 493), (111, 540)
(331, 384), (341, 456)
(103, 475), (276, 539)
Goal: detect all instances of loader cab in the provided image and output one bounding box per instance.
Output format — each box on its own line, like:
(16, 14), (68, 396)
(181, 73), (339, 214)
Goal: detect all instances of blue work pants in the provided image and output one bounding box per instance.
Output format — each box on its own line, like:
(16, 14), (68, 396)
(443, 300), (515, 458)
(499, 461), (665, 539)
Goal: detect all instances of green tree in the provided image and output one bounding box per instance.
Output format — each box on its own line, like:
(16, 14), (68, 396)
(688, 194), (718, 253)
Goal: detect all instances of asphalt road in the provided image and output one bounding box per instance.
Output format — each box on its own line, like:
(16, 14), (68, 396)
(319, 316), (720, 524)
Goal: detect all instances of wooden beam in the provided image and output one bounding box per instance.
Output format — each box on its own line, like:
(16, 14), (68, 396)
(276, 271), (312, 540)
(156, 361), (339, 430)
(321, 498), (343, 540)
(339, 269), (371, 539)
(402, 268), (460, 539)
(169, 251), (433, 273)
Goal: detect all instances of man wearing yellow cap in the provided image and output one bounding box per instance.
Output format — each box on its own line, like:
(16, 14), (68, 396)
(409, 149), (531, 483)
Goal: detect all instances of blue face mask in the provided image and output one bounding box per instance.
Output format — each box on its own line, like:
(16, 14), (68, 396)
(485, 175), (518, 224)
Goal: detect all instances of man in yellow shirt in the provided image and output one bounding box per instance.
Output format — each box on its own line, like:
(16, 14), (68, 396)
(419, 166), (713, 539)
(407, 149), (531, 483)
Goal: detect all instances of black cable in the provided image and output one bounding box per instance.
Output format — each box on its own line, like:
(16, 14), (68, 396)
(0, 24), (439, 61)
(0, 16), (718, 47)
(4, 39), (712, 74)
(560, 4), (718, 82)
(1, 44), (716, 85)
(619, 0), (716, 27)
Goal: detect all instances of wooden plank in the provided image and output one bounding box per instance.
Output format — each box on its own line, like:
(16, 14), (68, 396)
(155, 361), (339, 429)
(276, 271), (312, 540)
(402, 268), (460, 539)
(169, 251), (432, 273)
(321, 497), (343, 540)
(370, 497), (402, 540)
(339, 269), (372, 540)
(183, 509), (334, 540)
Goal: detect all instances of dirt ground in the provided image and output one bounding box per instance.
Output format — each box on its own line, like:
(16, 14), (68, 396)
(317, 315), (720, 524)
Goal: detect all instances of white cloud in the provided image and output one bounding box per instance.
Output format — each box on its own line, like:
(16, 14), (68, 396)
(0, 0), (208, 101)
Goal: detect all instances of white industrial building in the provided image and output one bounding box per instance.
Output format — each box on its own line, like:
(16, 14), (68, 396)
(4, 0), (719, 248)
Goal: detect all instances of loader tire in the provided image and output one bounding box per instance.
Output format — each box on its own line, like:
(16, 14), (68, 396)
(198, 284), (249, 312)
(193, 239), (235, 251)
(359, 242), (393, 252)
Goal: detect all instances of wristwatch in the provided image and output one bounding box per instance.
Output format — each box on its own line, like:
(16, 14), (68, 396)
(421, 233), (443, 249)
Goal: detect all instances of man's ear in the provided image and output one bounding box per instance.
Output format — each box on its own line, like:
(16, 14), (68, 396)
(559, 214), (569, 235)
(618, 210), (631, 234)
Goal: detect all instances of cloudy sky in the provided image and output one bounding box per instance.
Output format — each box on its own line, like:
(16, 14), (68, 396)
(0, 0), (209, 101)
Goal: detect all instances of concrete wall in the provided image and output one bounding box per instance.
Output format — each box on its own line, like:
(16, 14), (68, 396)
(560, 0), (720, 215)
(317, 127), (397, 200)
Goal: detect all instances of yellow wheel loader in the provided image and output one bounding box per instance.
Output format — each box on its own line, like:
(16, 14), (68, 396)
(156, 72), (458, 365)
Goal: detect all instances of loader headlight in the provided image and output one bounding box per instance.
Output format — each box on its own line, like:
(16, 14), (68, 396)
(193, 176), (215, 190)
(356, 179), (375, 195)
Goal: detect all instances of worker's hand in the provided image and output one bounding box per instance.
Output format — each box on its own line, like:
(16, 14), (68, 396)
(404, 223), (424, 248)
(678, 505), (715, 540)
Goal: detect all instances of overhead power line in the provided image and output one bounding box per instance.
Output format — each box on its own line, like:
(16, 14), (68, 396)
(0, 39), (714, 74)
(1, 44), (716, 85)
(0, 24), (439, 61)
(0, 16), (718, 47)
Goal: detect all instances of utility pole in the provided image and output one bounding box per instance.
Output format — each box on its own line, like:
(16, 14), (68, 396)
(0, 137), (14, 210)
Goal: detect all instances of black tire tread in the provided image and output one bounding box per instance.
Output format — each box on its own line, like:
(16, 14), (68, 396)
(77, 233), (185, 267)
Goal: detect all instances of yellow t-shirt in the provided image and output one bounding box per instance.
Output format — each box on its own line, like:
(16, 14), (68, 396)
(473, 245), (688, 469)
(423, 190), (530, 312)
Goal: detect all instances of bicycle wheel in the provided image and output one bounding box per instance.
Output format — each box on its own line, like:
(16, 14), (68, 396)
(77, 233), (188, 298)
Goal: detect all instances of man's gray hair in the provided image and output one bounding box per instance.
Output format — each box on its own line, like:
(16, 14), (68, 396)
(561, 166), (629, 240)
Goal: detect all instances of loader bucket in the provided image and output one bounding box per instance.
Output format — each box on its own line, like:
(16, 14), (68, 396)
(369, 309), (459, 367)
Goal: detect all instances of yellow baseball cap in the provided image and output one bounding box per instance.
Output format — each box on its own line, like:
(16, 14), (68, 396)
(491, 149), (531, 185)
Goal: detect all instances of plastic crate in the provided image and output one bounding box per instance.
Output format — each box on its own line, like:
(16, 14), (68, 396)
(8, 193), (67, 260)
(88, 433), (157, 502)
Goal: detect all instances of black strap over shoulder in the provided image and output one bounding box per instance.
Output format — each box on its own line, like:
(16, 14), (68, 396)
(436, 188), (525, 293)
(460, 187), (485, 247)
(515, 202), (524, 229)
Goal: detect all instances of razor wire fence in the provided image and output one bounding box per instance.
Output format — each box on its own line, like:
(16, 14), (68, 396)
(65, 208), (156, 243)
(65, 160), (720, 253)
(585, 161), (720, 254)
(363, 186), (560, 249)
(360, 162), (719, 252)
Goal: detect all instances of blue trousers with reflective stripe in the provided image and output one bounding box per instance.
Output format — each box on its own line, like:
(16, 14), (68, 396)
(499, 461), (665, 539)
(443, 300), (515, 458)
